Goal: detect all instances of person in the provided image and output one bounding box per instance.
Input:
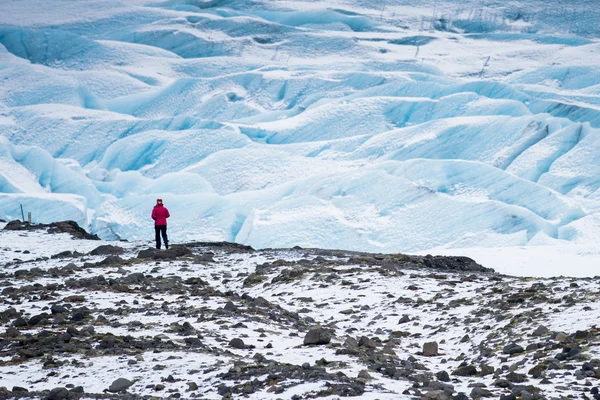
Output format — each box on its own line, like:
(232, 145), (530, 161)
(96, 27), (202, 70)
(151, 198), (170, 249)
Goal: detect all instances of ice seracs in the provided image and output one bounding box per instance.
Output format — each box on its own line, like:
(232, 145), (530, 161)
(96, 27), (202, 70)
(0, 0), (598, 255)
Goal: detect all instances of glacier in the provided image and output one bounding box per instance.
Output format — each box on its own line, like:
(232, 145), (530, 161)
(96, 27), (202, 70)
(0, 0), (599, 253)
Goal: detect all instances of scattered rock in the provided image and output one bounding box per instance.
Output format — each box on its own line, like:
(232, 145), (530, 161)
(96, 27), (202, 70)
(229, 338), (246, 349)
(46, 387), (70, 400)
(304, 327), (332, 345)
(453, 365), (477, 377)
(436, 370), (450, 382)
(90, 245), (124, 256)
(531, 325), (549, 337)
(423, 341), (439, 356)
(108, 378), (133, 393)
(502, 343), (524, 355)
(470, 387), (493, 398)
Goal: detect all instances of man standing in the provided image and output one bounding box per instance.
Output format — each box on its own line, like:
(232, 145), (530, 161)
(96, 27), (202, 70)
(151, 198), (170, 249)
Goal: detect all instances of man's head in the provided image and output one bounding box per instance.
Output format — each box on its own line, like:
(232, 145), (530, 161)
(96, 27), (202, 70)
(156, 198), (163, 206)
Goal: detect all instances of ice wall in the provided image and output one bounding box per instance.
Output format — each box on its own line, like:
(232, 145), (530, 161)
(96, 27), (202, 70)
(0, 0), (598, 251)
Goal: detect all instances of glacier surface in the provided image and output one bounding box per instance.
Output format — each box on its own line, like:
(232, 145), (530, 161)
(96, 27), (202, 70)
(0, 0), (599, 253)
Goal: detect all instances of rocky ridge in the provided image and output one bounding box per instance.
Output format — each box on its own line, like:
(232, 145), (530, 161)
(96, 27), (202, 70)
(0, 222), (599, 399)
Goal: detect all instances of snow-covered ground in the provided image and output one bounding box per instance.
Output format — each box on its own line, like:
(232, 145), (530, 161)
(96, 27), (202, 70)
(2, 226), (600, 399)
(0, 0), (599, 260)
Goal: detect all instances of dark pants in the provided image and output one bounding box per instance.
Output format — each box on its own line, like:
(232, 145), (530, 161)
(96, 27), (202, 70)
(155, 225), (168, 249)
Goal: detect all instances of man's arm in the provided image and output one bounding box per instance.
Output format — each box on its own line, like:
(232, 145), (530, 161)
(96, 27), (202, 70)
(151, 208), (156, 220)
(165, 208), (170, 218)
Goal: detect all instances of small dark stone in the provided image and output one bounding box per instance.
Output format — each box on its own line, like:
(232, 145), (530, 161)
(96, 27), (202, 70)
(108, 378), (133, 393)
(494, 379), (512, 388)
(217, 384), (230, 396)
(567, 346), (582, 358)
(470, 387), (493, 398)
(90, 245), (124, 256)
(506, 372), (527, 383)
(46, 387), (69, 400)
(99, 255), (124, 265)
(66, 326), (80, 336)
(229, 338), (245, 349)
(303, 327), (332, 345)
(453, 365), (477, 377)
(51, 304), (68, 315)
(502, 343), (524, 355)
(12, 386), (29, 393)
(436, 370), (450, 382)
(531, 326), (549, 337)
(423, 341), (439, 356)
(358, 336), (377, 348)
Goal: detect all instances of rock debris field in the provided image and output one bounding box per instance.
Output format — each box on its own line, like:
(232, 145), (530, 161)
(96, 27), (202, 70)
(1, 221), (600, 400)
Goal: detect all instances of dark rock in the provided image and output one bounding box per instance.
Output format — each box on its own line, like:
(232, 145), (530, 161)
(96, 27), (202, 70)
(229, 338), (246, 349)
(566, 346), (582, 358)
(66, 326), (80, 336)
(418, 255), (493, 273)
(453, 365), (477, 377)
(108, 378), (133, 393)
(90, 245), (124, 256)
(51, 251), (75, 259)
(99, 255), (124, 265)
(51, 304), (68, 315)
(217, 384), (231, 396)
(574, 330), (589, 339)
(436, 370), (450, 382)
(46, 387), (70, 400)
(502, 343), (524, 355)
(358, 336), (377, 348)
(4, 220), (99, 240)
(399, 314), (411, 324)
(357, 370), (372, 381)
(531, 326), (549, 337)
(423, 341), (439, 356)
(494, 379), (512, 388)
(137, 248), (157, 259)
(12, 386), (29, 393)
(223, 301), (238, 312)
(5, 327), (19, 338)
(470, 387), (493, 398)
(122, 272), (146, 284)
(28, 313), (49, 326)
(506, 372), (527, 383)
(153, 246), (191, 260)
(528, 364), (546, 378)
(423, 390), (450, 400)
(304, 327), (332, 345)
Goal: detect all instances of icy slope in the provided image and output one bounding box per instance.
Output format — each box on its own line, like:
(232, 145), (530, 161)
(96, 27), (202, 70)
(0, 0), (599, 253)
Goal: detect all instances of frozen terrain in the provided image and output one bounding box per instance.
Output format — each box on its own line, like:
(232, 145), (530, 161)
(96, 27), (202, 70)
(2, 224), (600, 399)
(0, 0), (599, 259)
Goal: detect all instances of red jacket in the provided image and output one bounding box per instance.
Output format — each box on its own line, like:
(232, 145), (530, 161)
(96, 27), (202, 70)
(152, 205), (170, 226)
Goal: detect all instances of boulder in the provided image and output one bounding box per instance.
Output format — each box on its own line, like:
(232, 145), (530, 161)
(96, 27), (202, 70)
(423, 341), (439, 356)
(108, 378), (133, 393)
(303, 327), (332, 345)
(90, 245), (124, 256)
